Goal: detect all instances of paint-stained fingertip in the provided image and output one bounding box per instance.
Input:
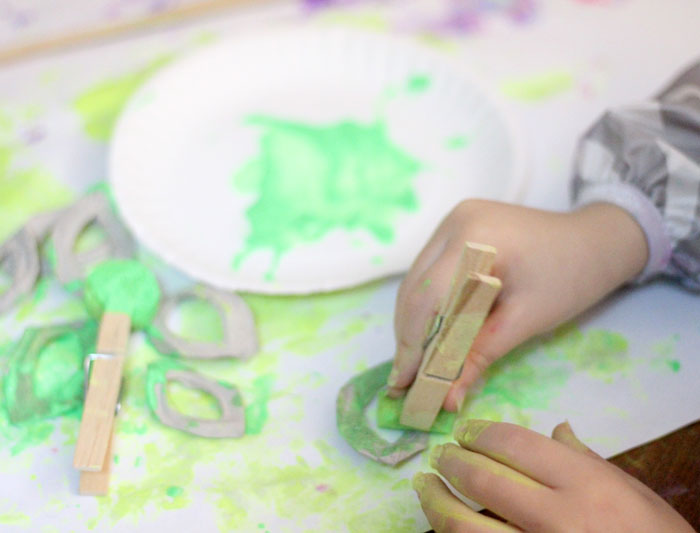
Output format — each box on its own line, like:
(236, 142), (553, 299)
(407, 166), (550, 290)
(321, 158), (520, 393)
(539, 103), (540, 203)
(428, 444), (444, 469)
(385, 386), (406, 399)
(386, 364), (400, 387)
(454, 418), (492, 444)
(411, 472), (427, 493)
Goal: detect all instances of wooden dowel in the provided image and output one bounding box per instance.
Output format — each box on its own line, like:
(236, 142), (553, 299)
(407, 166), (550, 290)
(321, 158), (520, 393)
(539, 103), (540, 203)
(0, 0), (271, 65)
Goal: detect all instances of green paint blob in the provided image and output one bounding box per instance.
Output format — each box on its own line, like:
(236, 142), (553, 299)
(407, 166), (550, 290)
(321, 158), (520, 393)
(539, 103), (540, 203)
(500, 70), (574, 102)
(165, 486), (184, 498)
(244, 374), (275, 435)
(668, 359), (681, 372)
(73, 55), (172, 141)
(3, 322), (98, 424)
(231, 115), (421, 279)
(406, 74), (431, 92)
(376, 388), (455, 434)
(84, 259), (161, 329)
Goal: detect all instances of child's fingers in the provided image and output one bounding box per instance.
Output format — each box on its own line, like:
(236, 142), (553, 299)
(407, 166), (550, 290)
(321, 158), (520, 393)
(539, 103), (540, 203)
(430, 443), (552, 530)
(551, 421), (603, 460)
(551, 421), (658, 495)
(412, 472), (520, 533)
(388, 248), (460, 393)
(453, 420), (602, 489)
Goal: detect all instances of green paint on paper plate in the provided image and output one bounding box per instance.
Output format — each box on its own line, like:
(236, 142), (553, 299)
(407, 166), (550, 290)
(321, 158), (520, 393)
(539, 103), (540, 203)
(84, 259), (161, 329)
(231, 114), (421, 280)
(500, 70), (574, 101)
(73, 55), (172, 141)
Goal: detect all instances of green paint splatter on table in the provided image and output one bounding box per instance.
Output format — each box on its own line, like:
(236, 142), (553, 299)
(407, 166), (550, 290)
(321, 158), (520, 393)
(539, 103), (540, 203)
(544, 324), (630, 382)
(445, 135), (470, 149)
(165, 486), (184, 498)
(406, 74), (430, 92)
(244, 374), (275, 435)
(73, 55), (173, 141)
(231, 115), (421, 280)
(0, 109), (74, 242)
(464, 324), (631, 425)
(500, 69), (574, 102)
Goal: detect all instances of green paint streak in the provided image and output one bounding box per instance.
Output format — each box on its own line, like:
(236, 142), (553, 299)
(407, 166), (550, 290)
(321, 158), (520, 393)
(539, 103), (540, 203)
(0, 109), (74, 242)
(73, 55), (173, 141)
(0, 512), (30, 526)
(84, 259), (161, 329)
(500, 70), (574, 102)
(244, 374), (275, 435)
(165, 486), (184, 498)
(445, 135), (470, 149)
(406, 74), (431, 92)
(231, 115), (421, 279)
(14, 277), (50, 321)
(173, 298), (224, 343)
(316, 10), (390, 31)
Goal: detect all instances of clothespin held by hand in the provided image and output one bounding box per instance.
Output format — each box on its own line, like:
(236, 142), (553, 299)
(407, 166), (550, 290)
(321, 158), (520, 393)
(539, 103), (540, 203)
(400, 242), (501, 431)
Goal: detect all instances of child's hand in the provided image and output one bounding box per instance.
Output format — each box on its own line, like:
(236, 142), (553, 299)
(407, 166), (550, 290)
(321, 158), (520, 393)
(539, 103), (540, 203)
(388, 199), (648, 410)
(413, 420), (695, 533)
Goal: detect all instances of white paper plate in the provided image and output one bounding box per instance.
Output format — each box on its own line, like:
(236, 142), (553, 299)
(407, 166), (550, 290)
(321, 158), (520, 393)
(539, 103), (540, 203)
(110, 27), (526, 294)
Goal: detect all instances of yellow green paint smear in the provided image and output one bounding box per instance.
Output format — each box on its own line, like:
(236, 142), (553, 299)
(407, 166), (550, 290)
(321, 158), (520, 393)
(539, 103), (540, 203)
(0, 109), (73, 242)
(172, 298), (224, 343)
(231, 115), (421, 280)
(166, 382), (221, 420)
(242, 280), (383, 358)
(544, 324), (630, 382)
(465, 324), (630, 425)
(73, 55), (172, 141)
(500, 70), (574, 101)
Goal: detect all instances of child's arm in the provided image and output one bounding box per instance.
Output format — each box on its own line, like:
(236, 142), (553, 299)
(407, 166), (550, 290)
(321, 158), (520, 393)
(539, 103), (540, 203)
(413, 421), (695, 533)
(572, 59), (700, 291)
(388, 59), (700, 410)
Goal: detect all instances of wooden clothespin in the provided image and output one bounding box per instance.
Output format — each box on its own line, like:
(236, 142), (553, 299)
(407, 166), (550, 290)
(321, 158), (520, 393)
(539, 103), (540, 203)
(400, 242), (501, 431)
(74, 312), (130, 495)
